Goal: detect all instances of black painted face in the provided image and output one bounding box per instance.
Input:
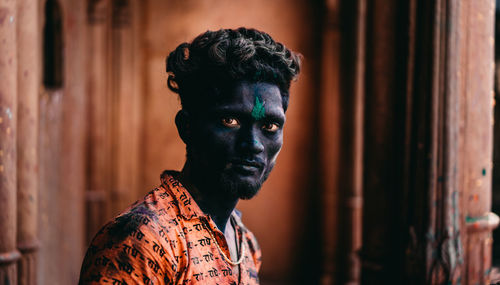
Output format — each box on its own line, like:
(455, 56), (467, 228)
(187, 81), (285, 200)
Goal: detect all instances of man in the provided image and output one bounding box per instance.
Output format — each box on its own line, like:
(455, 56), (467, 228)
(79, 27), (301, 284)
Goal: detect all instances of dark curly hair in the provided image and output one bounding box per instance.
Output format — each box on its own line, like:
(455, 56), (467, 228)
(166, 27), (302, 112)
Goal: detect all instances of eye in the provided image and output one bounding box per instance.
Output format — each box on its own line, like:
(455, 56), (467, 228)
(262, 122), (280, 132)
(221, 117), (240, 128)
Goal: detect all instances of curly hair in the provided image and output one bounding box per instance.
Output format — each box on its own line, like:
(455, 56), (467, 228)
(166, 27), (302, 112)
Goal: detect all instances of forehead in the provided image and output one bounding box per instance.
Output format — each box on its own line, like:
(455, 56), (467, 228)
(214, 81), (283, 112)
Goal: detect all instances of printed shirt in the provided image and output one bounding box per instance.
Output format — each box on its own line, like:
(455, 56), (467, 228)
(79, 171), (262, 285)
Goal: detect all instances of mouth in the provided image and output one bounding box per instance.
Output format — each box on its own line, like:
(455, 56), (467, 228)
(228, 159), (264, 173)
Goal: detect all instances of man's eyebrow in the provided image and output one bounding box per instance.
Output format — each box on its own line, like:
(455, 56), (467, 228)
(262, 113), (285, 124)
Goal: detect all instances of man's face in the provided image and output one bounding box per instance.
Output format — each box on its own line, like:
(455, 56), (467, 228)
(188, 81), (285, 199)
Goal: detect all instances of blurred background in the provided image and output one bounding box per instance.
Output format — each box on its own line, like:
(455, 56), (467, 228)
(1, 0), (500, 284)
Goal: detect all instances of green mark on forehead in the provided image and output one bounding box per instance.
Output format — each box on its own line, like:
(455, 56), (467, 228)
(251, 95), (266, 120)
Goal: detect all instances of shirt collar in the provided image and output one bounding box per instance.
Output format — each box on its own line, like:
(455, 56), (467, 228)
(160, 170), (206, 220)
(159, 170), (246, 233)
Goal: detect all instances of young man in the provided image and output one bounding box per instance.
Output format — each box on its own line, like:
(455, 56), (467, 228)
(79, 27), (301, 284)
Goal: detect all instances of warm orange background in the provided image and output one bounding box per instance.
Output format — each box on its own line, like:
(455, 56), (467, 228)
(32, 0), (340, 284)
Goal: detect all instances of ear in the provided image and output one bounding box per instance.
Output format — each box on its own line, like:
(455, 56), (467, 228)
(175, 110), (191, 144)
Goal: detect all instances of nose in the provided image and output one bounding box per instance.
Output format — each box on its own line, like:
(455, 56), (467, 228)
(239, 127), (264, 154)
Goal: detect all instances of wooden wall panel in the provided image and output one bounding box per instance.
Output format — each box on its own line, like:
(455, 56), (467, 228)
(85, 0), (145, 240)
(38, 0), (88, 283)
(86, 0), (113, 242)
(57, 0), (87, 282)
(110, 0), (142, 216)
(130, 0), (145, 204)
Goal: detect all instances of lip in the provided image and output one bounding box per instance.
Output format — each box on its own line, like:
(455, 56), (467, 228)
(230, 159), (264, 172)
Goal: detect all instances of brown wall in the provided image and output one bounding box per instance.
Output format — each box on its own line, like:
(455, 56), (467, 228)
(1, 0), (496, 284)
(38, 0), (87, 284)
(139, 0), (324, 283)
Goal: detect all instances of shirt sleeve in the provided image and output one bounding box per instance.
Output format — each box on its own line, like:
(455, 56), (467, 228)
(79, 214), (178, 285)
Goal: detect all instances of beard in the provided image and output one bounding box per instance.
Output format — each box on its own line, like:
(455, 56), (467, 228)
(187, 148), (274, 200)
(217, 164), (274, 200)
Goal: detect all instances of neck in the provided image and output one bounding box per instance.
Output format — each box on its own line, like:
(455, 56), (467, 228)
(180, 161), (239, 232)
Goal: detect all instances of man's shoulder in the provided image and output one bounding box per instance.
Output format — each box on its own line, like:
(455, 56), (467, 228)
(79, 187), (184, 284)
(140, 184), (184, 218)
(90, 172), (193, 244)
(86, 182), (187, 252)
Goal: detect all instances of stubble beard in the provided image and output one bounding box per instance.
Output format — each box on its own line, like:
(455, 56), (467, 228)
(218, 163), (274, 200)
(187, 149), (274, 200)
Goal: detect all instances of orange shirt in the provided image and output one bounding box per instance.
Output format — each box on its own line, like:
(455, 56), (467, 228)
(79, 171), (262, 284)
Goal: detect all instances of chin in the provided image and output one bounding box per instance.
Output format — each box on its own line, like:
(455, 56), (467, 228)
(219, 173), (263, 200)
(219, 165), (274, 200)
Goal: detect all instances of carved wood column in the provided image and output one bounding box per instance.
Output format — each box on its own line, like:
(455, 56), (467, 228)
(460, 0), (498, 283)
(336, 0), (365, 284)
(0, 0), (20, 283)
(393, 0), (467, 283)
(16, 0), (39, 283)
(424, 1), (463, 282)
(400, 0), (497, 283)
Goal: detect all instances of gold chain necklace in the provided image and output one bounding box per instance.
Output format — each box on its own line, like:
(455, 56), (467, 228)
(203, 220), (246, 266)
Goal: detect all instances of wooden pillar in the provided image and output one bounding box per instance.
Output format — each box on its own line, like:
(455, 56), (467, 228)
(319, 0), (341, 283)
(58, 0), (87, 282)
(384, 0), (497, 283)
(335, 0), (496, 283)
(460, 0), (498, 283)
(16, 0), (39, 283)
(86, 0), (112, 242)
(111, 0), (137, 214)
(38, 90), (63, 285)
(424, 1), (463, 282)
(130, 0), (144, 203)
(490, 0), (500, 271)
(0, 0), (20, 283)
(39, 0), (88, 283)
(360, 0), (409, 282)
(37, 0), (62, 283)
(389, 0), (468, 283)
(337, 0), (365, 284)
(37, 0), (64, 283)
